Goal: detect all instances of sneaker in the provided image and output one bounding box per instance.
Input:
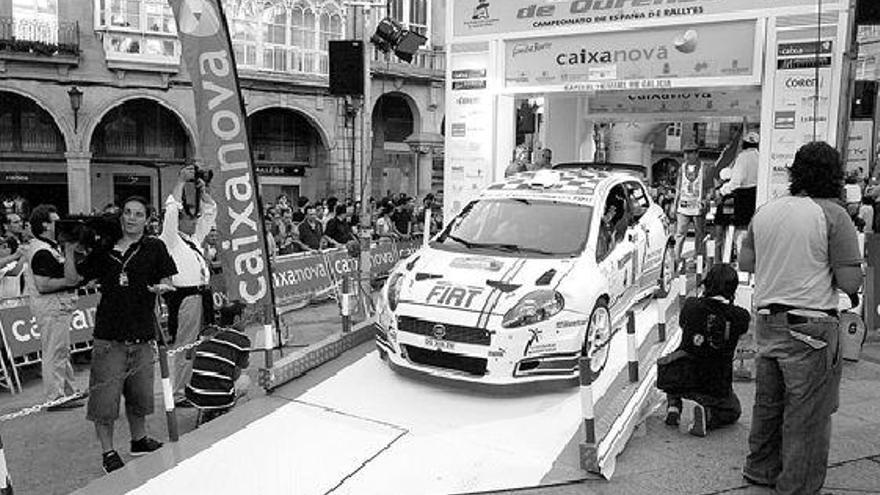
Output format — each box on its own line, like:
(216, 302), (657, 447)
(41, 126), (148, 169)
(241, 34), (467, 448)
(102, 450), (125, 474)
(665, 407), (680, 427)
(130, 436), (163, 456)
(689, 403), (708, 437)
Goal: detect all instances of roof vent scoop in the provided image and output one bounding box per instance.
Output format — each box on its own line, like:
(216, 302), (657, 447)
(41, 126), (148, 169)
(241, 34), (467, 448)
(535, 269), (556, 286)
(528, 170), (562, 189)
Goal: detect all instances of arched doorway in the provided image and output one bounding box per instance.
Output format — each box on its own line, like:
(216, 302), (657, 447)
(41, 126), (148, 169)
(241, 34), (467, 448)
(0, 92), (68, 215)
(372, 93), (416, 200)
(90, 99), (191, 210)
(247, 107), (328, 208)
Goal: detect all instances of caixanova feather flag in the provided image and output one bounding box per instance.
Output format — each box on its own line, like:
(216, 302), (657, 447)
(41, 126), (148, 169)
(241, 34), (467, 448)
(167, 0), (274, 323)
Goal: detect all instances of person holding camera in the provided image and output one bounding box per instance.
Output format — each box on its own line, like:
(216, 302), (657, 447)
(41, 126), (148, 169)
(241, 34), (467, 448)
(658, 264), (750, 437)
(23, 204), (86, 409)
(74, 196), (177, 473)
(160, 165), (217, 407)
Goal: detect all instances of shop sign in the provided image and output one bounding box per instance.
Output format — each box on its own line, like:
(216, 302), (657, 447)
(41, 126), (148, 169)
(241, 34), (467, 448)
(112, 174), (151, 186)
(504, 20), (756, 89)
(255, 165), (306, 177)
(453, 0), (834, 38)
(587, 86), (761, 116)
(847, 120), (873, 180)
(0, 172), (66, 184)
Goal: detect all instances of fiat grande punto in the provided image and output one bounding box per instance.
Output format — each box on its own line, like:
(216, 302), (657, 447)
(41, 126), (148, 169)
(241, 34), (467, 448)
(375, 167), (676, 384)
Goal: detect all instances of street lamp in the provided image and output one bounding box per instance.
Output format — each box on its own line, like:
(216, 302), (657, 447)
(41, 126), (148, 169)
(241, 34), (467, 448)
(67, 86), (83, 133)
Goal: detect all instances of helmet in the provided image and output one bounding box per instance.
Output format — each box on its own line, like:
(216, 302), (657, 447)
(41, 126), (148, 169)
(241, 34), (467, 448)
(743, 131), (760, 144)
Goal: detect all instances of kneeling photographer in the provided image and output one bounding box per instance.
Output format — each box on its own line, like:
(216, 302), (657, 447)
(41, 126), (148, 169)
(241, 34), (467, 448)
(159, 164), (217, 408)
(69, 197), (178, 473)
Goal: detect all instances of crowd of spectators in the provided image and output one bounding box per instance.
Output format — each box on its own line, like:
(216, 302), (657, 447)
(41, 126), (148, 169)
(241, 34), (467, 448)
(259, 191), (443, 257)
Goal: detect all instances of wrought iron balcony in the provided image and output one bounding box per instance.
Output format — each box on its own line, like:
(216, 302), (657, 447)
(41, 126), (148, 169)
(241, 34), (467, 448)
(371, 46), (445, 81)
(0, 16), (79, 61)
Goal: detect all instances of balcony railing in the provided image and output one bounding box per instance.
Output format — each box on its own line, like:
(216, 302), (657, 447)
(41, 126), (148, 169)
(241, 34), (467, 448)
(0, 16), (79, 58)
(371, 47), (445, 77)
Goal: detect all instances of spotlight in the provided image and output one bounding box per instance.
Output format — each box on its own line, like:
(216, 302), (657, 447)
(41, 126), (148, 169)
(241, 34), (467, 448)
(370, 17), (427, 64)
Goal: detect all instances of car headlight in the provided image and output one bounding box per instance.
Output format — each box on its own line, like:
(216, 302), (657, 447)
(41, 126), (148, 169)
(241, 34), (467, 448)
(387, 272), (405, 311)
(502, 290), (565, 328)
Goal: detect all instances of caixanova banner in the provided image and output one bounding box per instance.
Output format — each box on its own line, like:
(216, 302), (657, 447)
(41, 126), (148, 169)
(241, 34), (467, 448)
(167, 0), (273, 320)
(505, 20), (755, 89)
(456, 0), (838, 37)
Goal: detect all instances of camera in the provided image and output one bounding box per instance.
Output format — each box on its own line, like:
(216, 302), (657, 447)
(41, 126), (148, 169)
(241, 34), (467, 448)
(193, 165), (214, 186)
(56, 213), (122, 251)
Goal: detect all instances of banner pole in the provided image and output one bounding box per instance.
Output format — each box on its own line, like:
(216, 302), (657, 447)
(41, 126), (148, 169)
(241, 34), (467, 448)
(213, 0), (284, 357)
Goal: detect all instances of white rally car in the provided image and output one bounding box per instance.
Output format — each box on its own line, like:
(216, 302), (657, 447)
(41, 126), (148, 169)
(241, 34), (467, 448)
(375, 167), (676, 385)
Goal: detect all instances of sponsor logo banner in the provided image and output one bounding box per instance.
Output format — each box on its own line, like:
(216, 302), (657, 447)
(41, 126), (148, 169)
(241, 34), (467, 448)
(454, 0), (838, 38)
(504, 20), (755, 89)
(587, 86), (761, 116)
(0, 293), (100, 359)
(168, 0), (273, 320)
(272, 253), (334, 303)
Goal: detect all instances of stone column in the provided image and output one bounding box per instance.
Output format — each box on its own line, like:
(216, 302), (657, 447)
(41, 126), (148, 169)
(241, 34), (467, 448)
(417, 150), (433, 199)
(65, 151), (92, 214)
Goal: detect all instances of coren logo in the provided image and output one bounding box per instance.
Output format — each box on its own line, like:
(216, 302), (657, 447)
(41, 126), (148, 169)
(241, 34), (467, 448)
(785, 77), (820, 88)
(556, 45), (669, 66)
(178, 0), (221, 37)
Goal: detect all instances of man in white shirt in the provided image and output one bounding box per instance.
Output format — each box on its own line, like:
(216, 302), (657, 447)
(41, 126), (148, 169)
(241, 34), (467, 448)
(160, 165), (217, 407)
(718, 132), (759, 261)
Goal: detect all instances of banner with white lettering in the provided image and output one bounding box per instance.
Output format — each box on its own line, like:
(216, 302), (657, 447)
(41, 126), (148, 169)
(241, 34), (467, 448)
(0, 303), (40, 358)
(272, 253), (335, 305)
(453, 0), (842, 38)
(167, 0), (273, 321)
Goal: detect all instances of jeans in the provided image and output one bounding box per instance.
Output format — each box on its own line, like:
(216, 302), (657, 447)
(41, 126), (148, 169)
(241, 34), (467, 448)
(744, 312), (842, 494)
(86, 339), (157, 423)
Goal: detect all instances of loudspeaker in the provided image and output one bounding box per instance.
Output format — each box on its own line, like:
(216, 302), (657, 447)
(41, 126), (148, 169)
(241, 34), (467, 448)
(852, 80), (878, 119)
(856, 0), (880, 25)
(329, 40), (364, 96)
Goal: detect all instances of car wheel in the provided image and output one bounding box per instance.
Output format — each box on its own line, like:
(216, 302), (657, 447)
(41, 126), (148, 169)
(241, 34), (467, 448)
(655, 243), (675, 298)
(582, 302), (612, 375)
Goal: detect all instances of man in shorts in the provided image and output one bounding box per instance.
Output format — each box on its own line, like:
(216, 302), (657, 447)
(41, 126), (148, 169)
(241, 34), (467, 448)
(75, 196), (177, 474)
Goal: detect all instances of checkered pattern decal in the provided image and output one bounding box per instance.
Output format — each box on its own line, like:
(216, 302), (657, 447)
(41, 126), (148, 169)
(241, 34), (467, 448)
(484, 170), (607, 200)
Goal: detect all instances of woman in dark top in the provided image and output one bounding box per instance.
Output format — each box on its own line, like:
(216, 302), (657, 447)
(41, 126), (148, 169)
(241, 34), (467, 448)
(657, 264), (751, 436)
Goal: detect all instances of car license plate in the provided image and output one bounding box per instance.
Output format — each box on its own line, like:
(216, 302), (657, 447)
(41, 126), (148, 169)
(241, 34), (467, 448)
(424, 337), (455, 351)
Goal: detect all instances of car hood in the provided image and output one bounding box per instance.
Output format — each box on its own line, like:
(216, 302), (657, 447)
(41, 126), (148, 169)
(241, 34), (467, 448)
(397, 247), (578, 316)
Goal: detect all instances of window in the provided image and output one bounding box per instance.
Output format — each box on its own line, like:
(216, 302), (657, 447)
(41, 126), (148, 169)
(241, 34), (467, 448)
(262, 6), (288, 72)
(13, 0), (58, 44)
(95, 0), (180, 63)
(318, 11), (343, 73)
(436, 199), (591, 258)
(624, 182), (650, 220)
(408, 0), (427, 37)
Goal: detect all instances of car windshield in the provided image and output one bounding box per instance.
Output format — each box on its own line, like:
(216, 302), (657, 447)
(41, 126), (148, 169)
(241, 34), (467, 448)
(434, 198), (592, 257)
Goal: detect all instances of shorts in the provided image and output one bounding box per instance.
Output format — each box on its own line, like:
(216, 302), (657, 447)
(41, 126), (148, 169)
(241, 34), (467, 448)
(86, 339), (157, 424)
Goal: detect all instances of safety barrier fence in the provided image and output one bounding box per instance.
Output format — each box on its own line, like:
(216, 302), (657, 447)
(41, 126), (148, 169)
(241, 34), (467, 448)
(0, 236), (426, 493)
(0, 237), (424, 394)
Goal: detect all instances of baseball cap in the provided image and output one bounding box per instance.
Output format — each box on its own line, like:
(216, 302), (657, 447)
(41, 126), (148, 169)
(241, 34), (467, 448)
(743, 131), (760, 144)
(683, 141), (699, 152)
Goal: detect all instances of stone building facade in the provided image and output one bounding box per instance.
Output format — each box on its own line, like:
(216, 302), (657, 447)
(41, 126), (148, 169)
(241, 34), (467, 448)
(0, 0), (445, 215)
